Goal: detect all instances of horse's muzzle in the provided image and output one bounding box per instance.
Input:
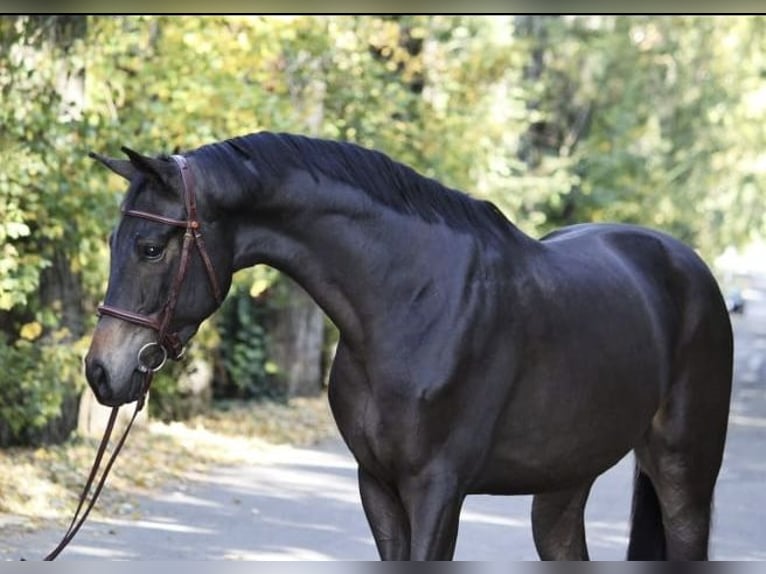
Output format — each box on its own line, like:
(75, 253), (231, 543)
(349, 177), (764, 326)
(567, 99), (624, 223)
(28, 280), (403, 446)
(85, 358), (113, 403)
(84, 356), (143, 407)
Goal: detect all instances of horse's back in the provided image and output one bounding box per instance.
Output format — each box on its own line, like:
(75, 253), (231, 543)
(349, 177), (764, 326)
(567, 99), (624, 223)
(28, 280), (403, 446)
(543, 222), (731, 354)
(542, 222), (730, 331)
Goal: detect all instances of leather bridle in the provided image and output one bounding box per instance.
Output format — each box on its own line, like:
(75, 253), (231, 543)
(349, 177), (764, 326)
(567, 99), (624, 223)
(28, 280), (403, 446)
(41, 154), (222, 561)
(98, 154), (223, 371)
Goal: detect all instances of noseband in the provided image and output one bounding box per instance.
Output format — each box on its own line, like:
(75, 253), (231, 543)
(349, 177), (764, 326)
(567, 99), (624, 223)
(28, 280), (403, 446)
(97, 155), (223, 369)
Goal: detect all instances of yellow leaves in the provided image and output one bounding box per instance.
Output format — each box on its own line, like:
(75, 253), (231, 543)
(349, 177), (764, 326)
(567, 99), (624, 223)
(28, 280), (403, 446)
(0, 450), (68, 518)
(0, 293), (14, 310)
(249, 276), (271, 298)
(2, 221), (30, 239)
(0, 396), (337, 523)
(19, 321), (43, 341)
(235, 31), (251, 50)
(245, 267), (279, 298)
(186, 396), (335, 450)
(409, 25), (427, 40)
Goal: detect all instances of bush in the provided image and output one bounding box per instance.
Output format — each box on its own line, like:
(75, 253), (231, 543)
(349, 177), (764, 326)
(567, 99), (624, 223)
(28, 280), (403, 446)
(0, 331), (85, 446)
(147, 352), (214, 422)
(215, 285), (286, 402)
(144, 319), (220, 422)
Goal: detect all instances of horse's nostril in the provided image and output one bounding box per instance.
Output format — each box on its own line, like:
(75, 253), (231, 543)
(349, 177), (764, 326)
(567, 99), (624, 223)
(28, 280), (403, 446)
(85, 358), (112, 401)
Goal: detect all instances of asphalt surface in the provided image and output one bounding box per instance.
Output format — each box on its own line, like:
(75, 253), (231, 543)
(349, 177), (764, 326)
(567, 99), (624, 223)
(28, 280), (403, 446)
(3, 277), (765, 561)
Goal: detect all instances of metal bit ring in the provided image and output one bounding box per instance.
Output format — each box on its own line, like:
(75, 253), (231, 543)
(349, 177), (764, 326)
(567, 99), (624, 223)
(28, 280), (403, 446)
(137, 342), (168, 373)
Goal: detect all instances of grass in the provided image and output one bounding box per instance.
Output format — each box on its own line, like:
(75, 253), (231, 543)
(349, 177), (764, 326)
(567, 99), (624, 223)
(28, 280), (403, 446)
(0, 395), (338, 533)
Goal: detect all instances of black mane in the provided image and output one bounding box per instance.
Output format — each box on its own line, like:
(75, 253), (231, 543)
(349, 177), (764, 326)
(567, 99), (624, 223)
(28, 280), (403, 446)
(193, 132), (513, 240)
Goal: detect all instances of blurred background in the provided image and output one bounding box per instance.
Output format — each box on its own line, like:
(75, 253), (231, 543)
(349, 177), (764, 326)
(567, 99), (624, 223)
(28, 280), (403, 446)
(0, 15), (764, 452)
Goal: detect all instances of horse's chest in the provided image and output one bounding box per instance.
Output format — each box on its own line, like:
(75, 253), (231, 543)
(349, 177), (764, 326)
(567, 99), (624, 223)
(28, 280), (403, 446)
(328, 326), (516, 478)
(326, 350), (401, 475)
(328, 383), (400, 476)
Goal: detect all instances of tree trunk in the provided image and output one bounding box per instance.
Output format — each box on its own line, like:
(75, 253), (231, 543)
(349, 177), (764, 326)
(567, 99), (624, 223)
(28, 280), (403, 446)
(39, 16), (91, 441)
(78, 389), (149, 438)
(265, 41), (328, 398)
(265, 278), (325, 397)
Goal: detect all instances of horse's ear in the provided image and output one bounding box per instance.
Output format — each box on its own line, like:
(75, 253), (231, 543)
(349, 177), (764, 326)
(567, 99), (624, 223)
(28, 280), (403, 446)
(88, 151), (137, 181)
(120, 146), (178, 192)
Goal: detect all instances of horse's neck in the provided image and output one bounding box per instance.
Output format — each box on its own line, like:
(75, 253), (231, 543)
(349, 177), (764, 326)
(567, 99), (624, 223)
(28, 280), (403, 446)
(226, 170), (495, 347)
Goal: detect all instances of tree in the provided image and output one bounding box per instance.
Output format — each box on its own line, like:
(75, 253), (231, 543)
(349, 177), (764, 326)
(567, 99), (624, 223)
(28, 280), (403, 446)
(0, 16), (100, 444)
(479, 16), (766, 259)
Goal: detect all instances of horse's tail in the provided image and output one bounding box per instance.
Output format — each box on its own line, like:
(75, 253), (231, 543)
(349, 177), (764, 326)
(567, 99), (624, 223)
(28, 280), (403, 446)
(626, 462), (666, 560)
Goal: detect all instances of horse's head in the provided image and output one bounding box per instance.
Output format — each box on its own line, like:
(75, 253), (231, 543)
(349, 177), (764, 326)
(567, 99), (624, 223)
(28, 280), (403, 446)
(85, 148), (232, 406)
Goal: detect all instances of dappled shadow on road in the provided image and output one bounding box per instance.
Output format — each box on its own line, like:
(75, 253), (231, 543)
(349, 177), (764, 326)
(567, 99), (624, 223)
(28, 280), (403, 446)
(6, 441), (377, 560)
(9, 440), (635, 561)
(712, 304), (766, 562)
(720, 309), (766, 486)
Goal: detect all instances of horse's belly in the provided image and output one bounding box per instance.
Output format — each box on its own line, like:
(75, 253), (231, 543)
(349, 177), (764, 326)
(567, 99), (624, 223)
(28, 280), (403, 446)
(470, 371), (661, 495)
(472, 430), (637, 495)
(470, 442), (630, 495)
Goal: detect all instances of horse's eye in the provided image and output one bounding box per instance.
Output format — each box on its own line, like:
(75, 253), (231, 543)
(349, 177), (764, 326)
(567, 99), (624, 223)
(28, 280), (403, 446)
(140, 243), (165, 261)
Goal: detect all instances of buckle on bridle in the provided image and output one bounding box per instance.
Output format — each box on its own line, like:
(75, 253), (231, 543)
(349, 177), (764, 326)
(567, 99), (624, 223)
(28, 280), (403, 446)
(137, 342), (168, 373)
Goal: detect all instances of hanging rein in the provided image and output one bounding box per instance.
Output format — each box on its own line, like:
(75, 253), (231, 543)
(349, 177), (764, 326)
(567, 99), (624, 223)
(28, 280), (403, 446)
(42, 155), (222, 560)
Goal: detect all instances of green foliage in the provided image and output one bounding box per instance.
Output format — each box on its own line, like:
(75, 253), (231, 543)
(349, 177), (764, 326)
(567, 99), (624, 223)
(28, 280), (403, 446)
(144, 319), (221, 421)
(216, 280), (285, 402)
(0, 332), (85, 443)
(501, 16), (766, 257)
(1, 17), (114, 311)
(145, 356), (193, 423)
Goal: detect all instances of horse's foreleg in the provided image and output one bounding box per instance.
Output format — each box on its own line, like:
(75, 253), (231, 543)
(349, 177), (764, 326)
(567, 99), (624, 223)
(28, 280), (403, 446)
(531, 481), (594, 560)
(399, 471), (464, 560)
(358, 467), (411, 560)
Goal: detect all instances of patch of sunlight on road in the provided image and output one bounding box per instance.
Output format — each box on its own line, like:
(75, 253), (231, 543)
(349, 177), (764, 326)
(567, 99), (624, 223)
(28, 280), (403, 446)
(460, 508), (530, 528)
(223, 546), (334, 560)
(261, 515), (344, 533)
(63, 544), (134, 559)
(155, 489), (225, 509)
(101, 516), (215, 535)
(729, 414), (766, 428)
(585, 519), (630, 550)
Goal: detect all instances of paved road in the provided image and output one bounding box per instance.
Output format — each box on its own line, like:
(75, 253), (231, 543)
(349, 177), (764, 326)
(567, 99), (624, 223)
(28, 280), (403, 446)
(4, 279), (765, 561)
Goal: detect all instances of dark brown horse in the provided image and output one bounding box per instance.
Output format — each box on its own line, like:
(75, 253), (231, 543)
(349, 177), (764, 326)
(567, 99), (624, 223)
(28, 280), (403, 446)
(86, 132), (732, 560)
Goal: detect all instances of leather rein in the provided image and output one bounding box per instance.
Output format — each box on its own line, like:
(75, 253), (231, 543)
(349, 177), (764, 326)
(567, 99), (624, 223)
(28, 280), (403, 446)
(42, 154), (222, 560)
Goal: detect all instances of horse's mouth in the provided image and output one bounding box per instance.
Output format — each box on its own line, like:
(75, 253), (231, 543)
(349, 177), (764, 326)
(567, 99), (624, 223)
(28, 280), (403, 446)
(95, 369), (147, 407)
(125, 369), (149, 404)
